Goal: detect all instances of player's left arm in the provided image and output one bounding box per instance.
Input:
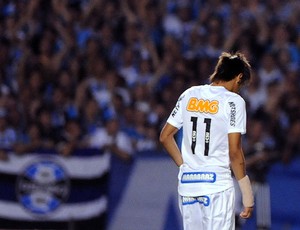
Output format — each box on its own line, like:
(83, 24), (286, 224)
(229, 132), (254, 219)
(228, 133), (246, 180)
(159, 123), (183, 167)
(228, 96), (254, 218)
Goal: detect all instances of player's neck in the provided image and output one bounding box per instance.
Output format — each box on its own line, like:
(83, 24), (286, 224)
(211, 81), (235, 92)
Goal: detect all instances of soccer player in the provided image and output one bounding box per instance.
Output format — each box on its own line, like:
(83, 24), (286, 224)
(159, 52), (254, 230)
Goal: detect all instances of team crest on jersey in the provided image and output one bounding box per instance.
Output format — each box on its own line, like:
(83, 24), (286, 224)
(182, 196), (210, 206)
(186, 98), (219, 114)
(181, 172), (216, 183)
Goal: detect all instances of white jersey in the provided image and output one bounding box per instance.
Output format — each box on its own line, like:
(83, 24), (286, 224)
(167, 85), (247, 196)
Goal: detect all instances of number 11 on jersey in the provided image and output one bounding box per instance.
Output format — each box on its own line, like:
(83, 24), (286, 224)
(190, 117), (211, 156)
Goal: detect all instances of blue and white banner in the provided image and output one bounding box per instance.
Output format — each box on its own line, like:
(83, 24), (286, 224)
(0, 148), (109, 226)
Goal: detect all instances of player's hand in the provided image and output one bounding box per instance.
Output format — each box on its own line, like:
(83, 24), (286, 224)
(240, 206), (253, 219)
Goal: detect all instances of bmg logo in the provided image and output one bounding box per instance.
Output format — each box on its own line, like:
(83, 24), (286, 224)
(17, 159), (70, 216)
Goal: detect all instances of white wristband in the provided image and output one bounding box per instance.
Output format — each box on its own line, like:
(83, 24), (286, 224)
(238, 175), (254, 207)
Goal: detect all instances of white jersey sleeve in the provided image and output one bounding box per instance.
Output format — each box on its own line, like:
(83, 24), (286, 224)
(227, 95), (247, 134)
(166, 92), (186, 129)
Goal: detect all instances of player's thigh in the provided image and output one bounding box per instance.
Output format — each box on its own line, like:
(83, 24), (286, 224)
(206, 187), (235, 230)
(179, 188), (235, 230)
(179, 196), (205, 230)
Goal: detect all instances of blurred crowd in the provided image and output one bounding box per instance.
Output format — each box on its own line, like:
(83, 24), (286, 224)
(0, 0), (299, 167)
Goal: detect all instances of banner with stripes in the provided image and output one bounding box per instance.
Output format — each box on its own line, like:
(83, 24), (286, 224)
(0, 148), (109, 229)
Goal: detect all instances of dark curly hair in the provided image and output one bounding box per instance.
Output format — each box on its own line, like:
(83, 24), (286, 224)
(209, 52), (251, 86)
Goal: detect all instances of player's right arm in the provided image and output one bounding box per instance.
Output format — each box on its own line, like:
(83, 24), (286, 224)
(159, 123), (183, 167)
(160, 91), (187, 167)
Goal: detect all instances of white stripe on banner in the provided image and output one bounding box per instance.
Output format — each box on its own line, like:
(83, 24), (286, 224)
(0, 152), (110, 179)
(0, 196), (107, 221)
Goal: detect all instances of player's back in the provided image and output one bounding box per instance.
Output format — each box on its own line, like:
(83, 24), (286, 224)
(180, 84), (246, 171)
(170, 84), (246, 196)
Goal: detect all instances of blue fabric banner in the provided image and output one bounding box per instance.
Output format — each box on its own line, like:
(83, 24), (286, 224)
(0, 148), (109, 229)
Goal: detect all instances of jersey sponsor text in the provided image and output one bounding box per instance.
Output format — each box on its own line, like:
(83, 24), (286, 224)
(228, 102), (236, 126)
(186, 98), (219, 114)
(181, 172), (216, 183)
(182, 196), (210, 206)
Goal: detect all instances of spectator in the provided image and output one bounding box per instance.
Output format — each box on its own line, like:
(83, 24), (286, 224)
(87, 118), (134, 162)
(35, 106), (61, 149)
(81, 97), (103, 135)
(0, 107), (17, 150)
(258, 52), (283, 89)
(118, 47), (139, 88)
(282, 119), (300, 164)
(241, 70), (267, 115)
(14, 122), (44, 154)
(57, 119), (85, 157)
